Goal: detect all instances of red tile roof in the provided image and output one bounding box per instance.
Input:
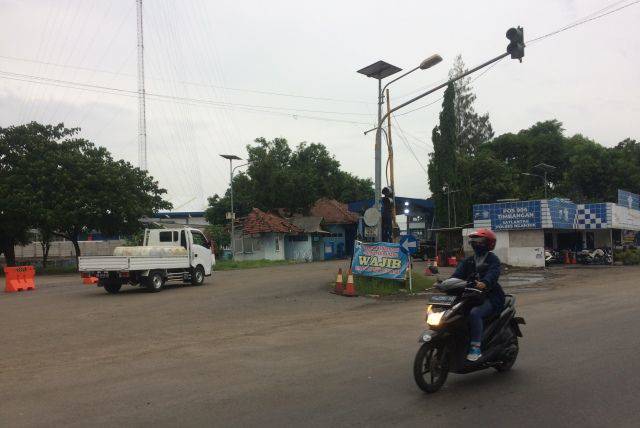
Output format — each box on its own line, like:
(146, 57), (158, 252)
(310, 198), (359, 224)
(241, 208), (303, 235)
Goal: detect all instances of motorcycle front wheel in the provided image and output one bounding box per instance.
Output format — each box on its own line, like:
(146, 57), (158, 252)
(413, 341), (449, 393)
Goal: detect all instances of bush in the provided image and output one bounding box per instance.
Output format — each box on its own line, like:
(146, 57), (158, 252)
(615, 249), (640, 265)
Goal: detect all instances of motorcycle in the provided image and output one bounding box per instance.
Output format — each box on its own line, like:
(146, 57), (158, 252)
(544, 249), (561, 266)
(413, 278), (525, 393)
(577, 248), (612, 265)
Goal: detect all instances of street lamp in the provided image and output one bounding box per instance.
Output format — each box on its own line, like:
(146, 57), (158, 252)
(521, 163), (556, 199)
(357, 54), (442, 241)
(220, 154), (241, 258)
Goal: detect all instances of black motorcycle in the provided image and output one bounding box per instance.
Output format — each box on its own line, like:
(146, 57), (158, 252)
(413, 278), (526, 393)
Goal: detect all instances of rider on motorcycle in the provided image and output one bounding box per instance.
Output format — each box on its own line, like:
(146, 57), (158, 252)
(451, 228), (505, 362)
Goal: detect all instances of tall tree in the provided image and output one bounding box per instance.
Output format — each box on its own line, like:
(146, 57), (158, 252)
(449, 55), (494, 156)
(428, 83), (458, 228)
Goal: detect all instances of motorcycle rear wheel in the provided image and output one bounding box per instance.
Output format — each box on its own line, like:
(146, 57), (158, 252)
(495, 326), (519, 372)
(413, 342), (449, 393)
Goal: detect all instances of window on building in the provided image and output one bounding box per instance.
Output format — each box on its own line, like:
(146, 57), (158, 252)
(159, 231), (173, 242)
(252, 237), (262, 251)
(173, 231), (178, 241)
(234, 235), (243, 253)
(243, 236), (253, 253)
(275, 236), (280, 251)
(288, 235), (307, 242)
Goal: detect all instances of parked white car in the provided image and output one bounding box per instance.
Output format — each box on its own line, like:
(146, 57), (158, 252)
(78, 228), (215, 294)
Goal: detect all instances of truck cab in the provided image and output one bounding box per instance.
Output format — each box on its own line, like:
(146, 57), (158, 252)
(144, 228), (214, 276)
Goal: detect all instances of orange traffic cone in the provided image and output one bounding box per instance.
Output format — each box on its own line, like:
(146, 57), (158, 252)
(564, 251), (571, 264)
(334, 268), (344, 294)
(571, 252), (577, 264)
(343, 269), (357, 297)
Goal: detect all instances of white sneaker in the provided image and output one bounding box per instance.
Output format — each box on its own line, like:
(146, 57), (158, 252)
(467, 344), (482, 361)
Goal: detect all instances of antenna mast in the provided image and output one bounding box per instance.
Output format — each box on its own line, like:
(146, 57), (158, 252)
(136, 0), (147, 170)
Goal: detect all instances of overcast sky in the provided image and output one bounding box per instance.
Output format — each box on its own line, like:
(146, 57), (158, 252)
(1, 0), (639, 211)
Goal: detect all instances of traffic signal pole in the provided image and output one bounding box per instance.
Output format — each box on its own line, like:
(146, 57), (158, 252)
(364, 27), (524, 242)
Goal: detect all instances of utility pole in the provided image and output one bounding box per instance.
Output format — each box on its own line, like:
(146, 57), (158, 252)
(220, 154), (242, 259)
(386, 89), (399, 241)
(136, 0), (147, 170)
(357, 55), (442, 241)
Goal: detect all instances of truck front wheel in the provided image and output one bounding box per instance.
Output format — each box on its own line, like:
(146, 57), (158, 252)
(145, 271), (165, 292)
(191, 265), (205, 286)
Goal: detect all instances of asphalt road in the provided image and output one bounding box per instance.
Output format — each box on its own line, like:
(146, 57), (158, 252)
(1, 262), (639, 427)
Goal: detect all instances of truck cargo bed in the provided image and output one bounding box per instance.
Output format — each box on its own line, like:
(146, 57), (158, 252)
(78, 255), (190, 272)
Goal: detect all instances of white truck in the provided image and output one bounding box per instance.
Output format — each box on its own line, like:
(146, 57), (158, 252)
(78, 228), (215, 294)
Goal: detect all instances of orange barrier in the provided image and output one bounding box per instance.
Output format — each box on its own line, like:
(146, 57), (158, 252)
(343, 269), (357, 297)
(4, 266), (35, 293)
(334, 268), (344, 294)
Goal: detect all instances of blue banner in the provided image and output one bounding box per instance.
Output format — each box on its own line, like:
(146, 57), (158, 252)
(618, 189), (639, 211)
(351, 241), (409, 281)
(491, 201), (542, 230)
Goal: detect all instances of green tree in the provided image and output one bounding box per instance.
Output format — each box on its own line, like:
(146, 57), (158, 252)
(1, 122), (171, 265)
(204, 224), (230, 256)
(0, 122), (76, 266)
(205, 137), (373, 224)
(48, 138), (171, 259)
(428, 83), (458, 227)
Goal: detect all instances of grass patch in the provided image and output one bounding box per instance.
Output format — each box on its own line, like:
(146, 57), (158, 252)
(1, 264), (78, 276)
(214, 259), (298, 271)
(352, 270), (436, 296)
(36, 265), (78, 275)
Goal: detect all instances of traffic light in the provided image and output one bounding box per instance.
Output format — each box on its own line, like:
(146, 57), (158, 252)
(506, 26), (525, 62)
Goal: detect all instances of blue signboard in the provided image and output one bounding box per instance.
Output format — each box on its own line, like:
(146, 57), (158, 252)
(618, 189), (639, 211)
(487, 201), (542, 230)
(351, 241), (409, 281)
(548, 199), (577, 229)
(399, 234), (418, 255)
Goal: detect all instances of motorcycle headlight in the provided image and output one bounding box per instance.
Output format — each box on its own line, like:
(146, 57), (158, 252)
(426, 305), (446, 326)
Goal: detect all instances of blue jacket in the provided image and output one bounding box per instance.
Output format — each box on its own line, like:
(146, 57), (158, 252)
(452, 252), (505, 311)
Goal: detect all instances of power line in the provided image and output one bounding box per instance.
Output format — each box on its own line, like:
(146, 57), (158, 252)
(0, 69), (373, 118)
(0, 71), (372, 126)
(0, 54), (370, 105)
(391, 114), (429, 178)
(527, 0), (640, 44)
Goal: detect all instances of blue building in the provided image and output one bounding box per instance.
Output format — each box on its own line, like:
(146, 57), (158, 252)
(469, 190), (640, 267)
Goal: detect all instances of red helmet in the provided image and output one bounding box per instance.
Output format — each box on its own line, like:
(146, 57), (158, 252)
(469, 228), (497, 251)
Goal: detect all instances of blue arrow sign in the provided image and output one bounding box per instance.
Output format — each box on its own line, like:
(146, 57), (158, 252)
(399, 234), (418, 255)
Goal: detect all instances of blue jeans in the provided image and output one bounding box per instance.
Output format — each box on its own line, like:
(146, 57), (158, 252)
(469, 299), (496, 344)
